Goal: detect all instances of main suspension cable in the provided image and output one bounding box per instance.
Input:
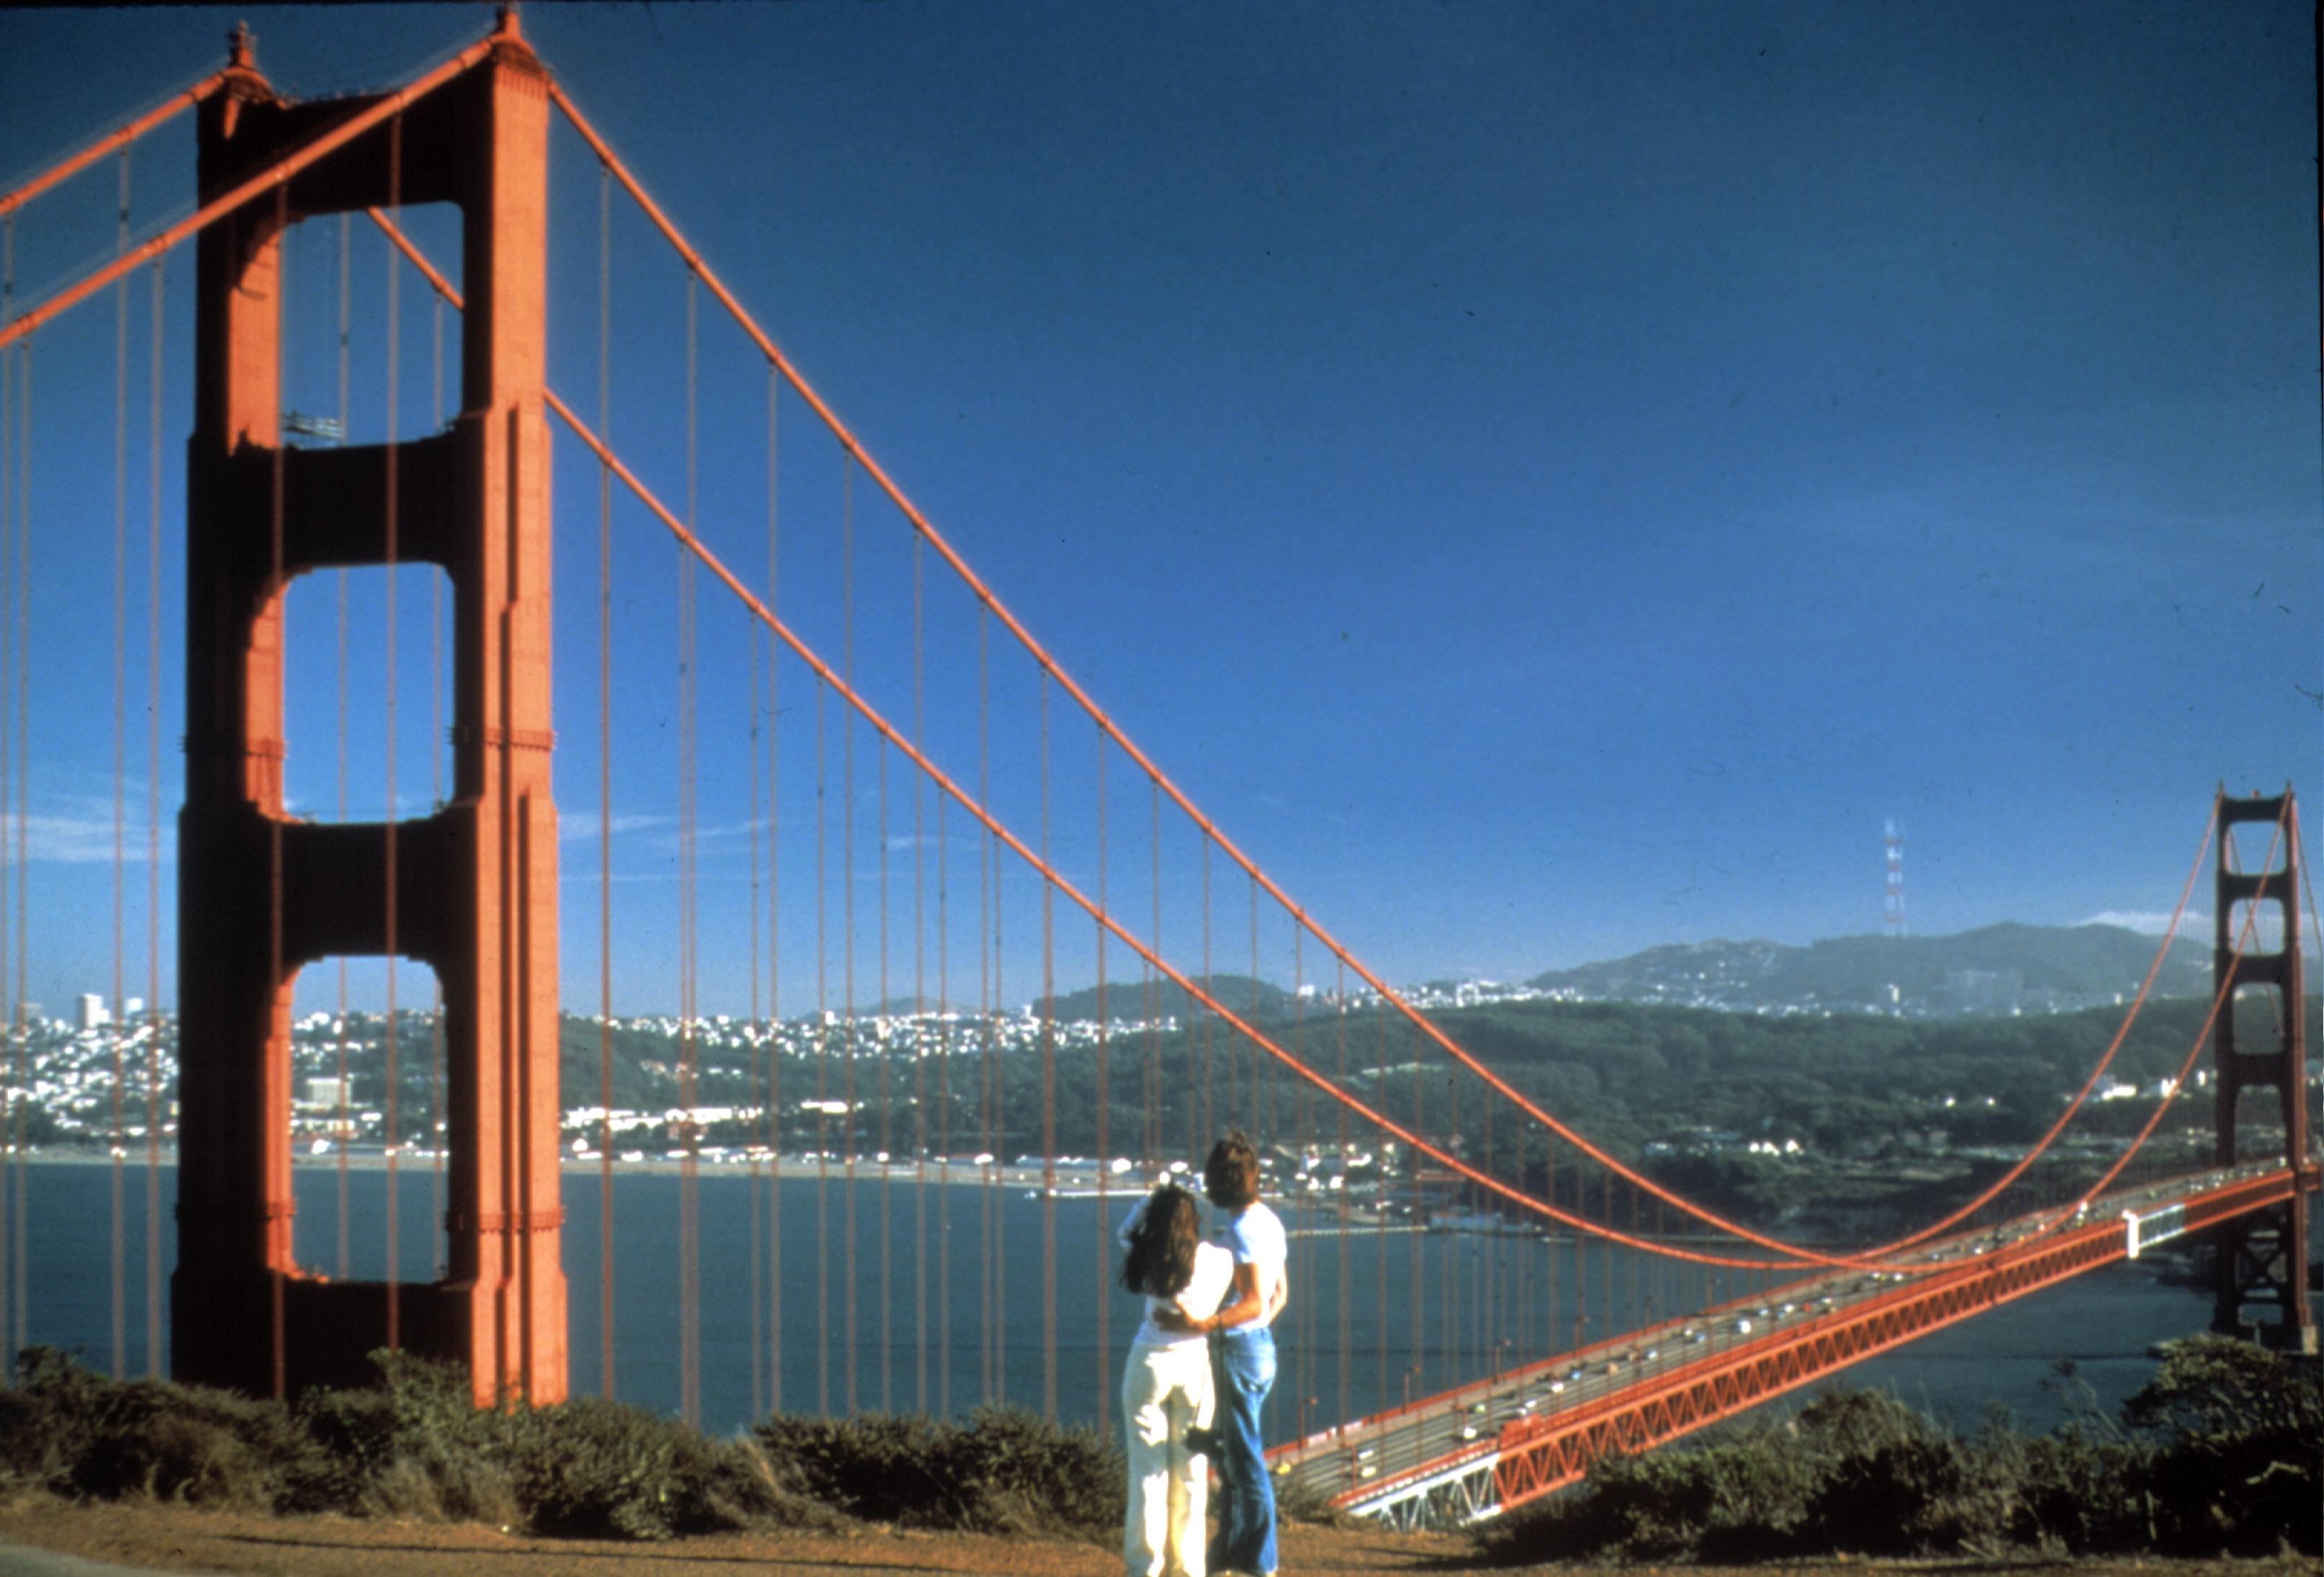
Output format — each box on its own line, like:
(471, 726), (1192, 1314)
(2046, 806), (2288, 1221)
(361, 202), (2218, 1280)
(545, 81), (1860, 1262)
(541, 395), (1866, 1272)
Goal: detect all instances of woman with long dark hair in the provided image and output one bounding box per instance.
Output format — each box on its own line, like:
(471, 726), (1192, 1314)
(1154, 1132), (1287, 1577)
(1120, 1181), (1234, 1577)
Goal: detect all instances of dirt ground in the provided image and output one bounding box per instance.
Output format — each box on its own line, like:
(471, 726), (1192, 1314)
(2, 1499), (2319, 1577)
(0, 1497), (1469, 1577)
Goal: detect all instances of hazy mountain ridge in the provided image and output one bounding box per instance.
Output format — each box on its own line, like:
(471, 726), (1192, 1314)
(1525, 922), (2212, 1015)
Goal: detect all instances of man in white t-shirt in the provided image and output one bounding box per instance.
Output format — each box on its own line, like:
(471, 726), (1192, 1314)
(1156, 1131), (1286, 1577)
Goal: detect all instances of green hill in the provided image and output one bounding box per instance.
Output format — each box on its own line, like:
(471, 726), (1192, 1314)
(1527, 922), (2210, 1014)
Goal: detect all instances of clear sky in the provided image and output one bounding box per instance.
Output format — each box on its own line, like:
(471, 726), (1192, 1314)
(0, 1), (2315, 1018)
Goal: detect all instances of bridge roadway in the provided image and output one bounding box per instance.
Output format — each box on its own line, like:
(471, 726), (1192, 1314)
(1270, 1160), (2312, 1529)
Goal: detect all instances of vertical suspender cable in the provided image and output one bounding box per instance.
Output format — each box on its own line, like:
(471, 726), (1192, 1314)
(1475, 1074), (1490, 1372)
(8, 330), (24, 1367)
(8, 326), (22, 1367)
(382, 116), (402, 1352)
(1572, 1158), (1587, 1349)
(1440, 1066), (1456, 1380)
(989, 631), (1006, 1404)
(1629, 1178), (1642, 1334)
(1544, 1141), (1558, 1357)
(814, 678), (829, 1414)
(678, 271), (702, 1429)
(1335, 961), (1351, 1428)
(1200, 840), (1212, 1144)
(0, 215), (14, 1366)
(878, 727), (892, 1414)
(976, 608), (994, 1403)
(10, 331), (27, 1363)
(840, 456), (858, 1416)
(764, 362), (781, 1416)
(1600, 1167), (1614, 1342)
(333, 211), (351, 1282)
(1148, 778), (1162, 1171)
(911, 533), (928, 1414)
(1406, 1020), (1423, 1396)
(595, 161), (616, 1398)
(1091, 727), (1109, 1432)
(1038, 673), (1056, 1420)
(1374, 1005), (1388, 1411)
(748, 618), (764, 1419)
(1247, 878), (1260, 1144)
(428, 280), (445, 1281)
(111, 145), (131, 1379)
(936, 775), (952, 1416)
(1292, 927), (1310, 1424)
(878, 642), (897, 1423)
(144, 256), (165, 1375)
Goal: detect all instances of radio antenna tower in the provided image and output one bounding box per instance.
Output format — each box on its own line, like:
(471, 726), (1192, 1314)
(1884, 819), (1908, 938)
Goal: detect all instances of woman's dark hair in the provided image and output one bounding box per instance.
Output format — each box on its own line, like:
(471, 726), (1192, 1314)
(1122, 1183), (1202, 1299)
(1203, 1131), (1261, 1211)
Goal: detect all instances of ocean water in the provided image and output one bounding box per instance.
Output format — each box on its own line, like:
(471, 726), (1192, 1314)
(5, 1159), (2222, 1439)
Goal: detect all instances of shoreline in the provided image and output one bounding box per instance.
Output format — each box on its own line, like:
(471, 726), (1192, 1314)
(4, 1150), (1428, 1227)
(6, 1149), (1219, 1196)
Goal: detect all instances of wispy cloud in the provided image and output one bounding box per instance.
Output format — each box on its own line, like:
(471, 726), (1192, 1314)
(559, 812), (670, 843)
(15, 794), (178, 864)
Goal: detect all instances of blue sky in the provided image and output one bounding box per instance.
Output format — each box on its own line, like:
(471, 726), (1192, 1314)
(0, 1), (2315, 1017)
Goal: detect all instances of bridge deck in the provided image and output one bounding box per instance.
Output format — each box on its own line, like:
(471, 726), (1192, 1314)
(1274, 1162), (2311, 1529)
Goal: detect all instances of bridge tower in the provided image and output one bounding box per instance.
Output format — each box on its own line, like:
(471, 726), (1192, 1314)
(173, 14), (567, 1403)
(2208, 791), (2315, 1354)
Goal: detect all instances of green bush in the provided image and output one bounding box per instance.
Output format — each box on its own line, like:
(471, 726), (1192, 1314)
(756, 1404), (1123, 1539)
(2126, 1335), (2321, 1557)
(0, 1347), (323, 1509)
(0, 1347), (832, 1540)
(1474, 1351), (2323, 1566)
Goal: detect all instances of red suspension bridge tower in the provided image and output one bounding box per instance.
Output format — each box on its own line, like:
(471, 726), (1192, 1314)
(171, 13), (567, 1404)
(2209, 791), (2314, 1354)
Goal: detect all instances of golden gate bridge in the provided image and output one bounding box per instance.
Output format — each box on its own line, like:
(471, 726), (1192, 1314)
(0, 12), (2312, 1528)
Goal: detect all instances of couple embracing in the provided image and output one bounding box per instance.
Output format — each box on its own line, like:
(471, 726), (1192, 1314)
(1118, 1131), (1286, 1577)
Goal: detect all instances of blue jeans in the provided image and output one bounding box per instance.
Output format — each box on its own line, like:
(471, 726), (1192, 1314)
(1208, 1326), (1276, 1576)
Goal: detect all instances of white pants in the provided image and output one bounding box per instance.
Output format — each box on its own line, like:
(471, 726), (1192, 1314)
(1122, 1337), (1215, 1577)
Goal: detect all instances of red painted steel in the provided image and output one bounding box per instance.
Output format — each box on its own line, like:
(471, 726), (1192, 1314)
(540, 389), (1834, 1273)
(0, 60), (230, 220)
(0, 41), (492, 354)
(173, 12), (567, 1406)
(1334, 1169), (2305, 1517)
(2210, 793), (2313, 1352)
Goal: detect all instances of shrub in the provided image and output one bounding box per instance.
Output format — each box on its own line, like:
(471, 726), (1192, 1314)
(1476, 1422), (1828, 1565)
(2012, 1426), (2150, 1553)
(1471, 1366), (2323, 1568)
(0, 1347), (833, 1540)
(756, 1404), (1122, 1539)
(2125, 1335), (2321, 1557)
(508, 1396), (830, 1539)
(0, 1347), (322, 1510)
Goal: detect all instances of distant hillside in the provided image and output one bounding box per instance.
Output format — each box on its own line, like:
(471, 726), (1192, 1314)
(1033, 973), (1297, 1024)
(1526, 922), (2210, 1016)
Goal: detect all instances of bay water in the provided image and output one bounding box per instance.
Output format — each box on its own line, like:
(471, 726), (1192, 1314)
(9, 1159), (2217, 1440)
